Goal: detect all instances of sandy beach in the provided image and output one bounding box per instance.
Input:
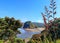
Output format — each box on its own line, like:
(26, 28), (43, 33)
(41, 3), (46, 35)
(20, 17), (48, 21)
(25, 28), (45, 32)
(24, 28), (45, 43)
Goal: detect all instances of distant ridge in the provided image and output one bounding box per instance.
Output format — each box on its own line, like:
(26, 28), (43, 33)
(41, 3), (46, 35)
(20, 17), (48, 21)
(32, 22), (44, 27)
(23, 21), (44, 28)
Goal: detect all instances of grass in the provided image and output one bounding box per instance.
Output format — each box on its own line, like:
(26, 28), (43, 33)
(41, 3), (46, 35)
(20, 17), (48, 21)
(0, 39), (60, 43)
(0, 38), (24, 43)
(56, 39), (60, 43)
(0, 40), (3, 43)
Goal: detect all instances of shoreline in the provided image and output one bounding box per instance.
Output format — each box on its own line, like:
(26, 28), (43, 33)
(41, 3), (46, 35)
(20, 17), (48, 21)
(24, 28), (45, 32)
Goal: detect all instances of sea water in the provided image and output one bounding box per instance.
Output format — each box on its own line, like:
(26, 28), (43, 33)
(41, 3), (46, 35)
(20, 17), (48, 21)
(17, 28), (41, 39)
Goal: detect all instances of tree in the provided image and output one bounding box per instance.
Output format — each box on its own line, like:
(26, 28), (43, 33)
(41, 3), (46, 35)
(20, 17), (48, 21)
(41, 0), (57, 43)
(41, 0), (56, 30)
(0, 17), (22, 42)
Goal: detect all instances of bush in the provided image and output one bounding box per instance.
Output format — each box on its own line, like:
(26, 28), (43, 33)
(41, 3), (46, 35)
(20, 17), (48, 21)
(15, 38), (25, 43)
(48, 18), (60, 40)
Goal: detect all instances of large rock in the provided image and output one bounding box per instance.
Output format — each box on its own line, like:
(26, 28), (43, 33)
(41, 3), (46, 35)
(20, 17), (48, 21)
(23, 21), (35, 29)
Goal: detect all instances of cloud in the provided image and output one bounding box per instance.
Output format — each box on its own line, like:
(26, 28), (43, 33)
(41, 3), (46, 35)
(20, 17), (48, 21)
(21, 17), (28, 22)
(37, 20), (40, 23)
(36, 20), (43, 23)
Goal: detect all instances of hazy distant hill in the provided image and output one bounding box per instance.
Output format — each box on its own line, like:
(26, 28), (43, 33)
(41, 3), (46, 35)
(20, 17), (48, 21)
(32, 22), (44, 27)
(23, 21), (44, 28)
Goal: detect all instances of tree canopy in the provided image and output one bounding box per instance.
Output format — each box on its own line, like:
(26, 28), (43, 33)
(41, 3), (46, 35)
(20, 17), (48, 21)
(0, 17), (22, 40)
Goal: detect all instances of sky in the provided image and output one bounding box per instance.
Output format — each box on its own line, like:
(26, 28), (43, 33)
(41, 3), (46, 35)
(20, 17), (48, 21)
(0, 0), (60, 23)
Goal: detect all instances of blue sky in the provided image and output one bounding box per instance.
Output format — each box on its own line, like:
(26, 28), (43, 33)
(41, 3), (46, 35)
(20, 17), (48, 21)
(0, 0), (60, 23)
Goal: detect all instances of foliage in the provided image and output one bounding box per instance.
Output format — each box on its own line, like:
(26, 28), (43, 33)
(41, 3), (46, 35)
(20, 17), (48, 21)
(48, 18), (60, 40)
(31, 18), (60, 43)
(32, 34), (41, 41)
(29, 0), (59, 43)
(0, 40), (3, 43)
(49, 0), (56, 19)
(41, 0), (57, 42)
(15, 38), (25, 43)
(0, 17), (22, 41)
(41, 0), (56, 30)
(0, 38), (25, 43)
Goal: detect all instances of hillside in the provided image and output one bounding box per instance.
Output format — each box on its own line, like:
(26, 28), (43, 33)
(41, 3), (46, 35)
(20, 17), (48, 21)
(23, 21), (44, 28)
(32, 22), (44, 27)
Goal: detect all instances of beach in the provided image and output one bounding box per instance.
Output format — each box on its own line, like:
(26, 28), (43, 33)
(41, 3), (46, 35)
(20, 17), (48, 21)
(25, 28), (45, 32)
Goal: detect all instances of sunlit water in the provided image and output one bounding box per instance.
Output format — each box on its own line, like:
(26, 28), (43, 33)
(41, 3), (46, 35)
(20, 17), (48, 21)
(17, 28), (41, 39)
